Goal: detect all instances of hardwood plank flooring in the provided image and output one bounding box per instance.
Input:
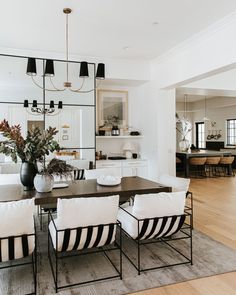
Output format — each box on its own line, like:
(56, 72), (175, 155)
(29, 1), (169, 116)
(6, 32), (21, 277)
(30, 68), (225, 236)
(129, 177), (236, 295)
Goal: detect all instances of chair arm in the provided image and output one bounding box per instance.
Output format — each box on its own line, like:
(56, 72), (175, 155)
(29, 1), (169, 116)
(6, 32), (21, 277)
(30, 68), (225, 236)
(119, 206), (139, 221)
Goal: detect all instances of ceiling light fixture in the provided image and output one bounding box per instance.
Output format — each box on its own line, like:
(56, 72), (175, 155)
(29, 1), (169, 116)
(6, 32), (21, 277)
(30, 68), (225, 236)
(202, 96), (210, 121)
(23, 99), (63, 115)
(26, 8), (105, 93)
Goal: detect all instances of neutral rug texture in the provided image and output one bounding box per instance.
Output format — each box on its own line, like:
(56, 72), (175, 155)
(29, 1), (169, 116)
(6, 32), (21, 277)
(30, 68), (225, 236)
(1, 221), (236, 295)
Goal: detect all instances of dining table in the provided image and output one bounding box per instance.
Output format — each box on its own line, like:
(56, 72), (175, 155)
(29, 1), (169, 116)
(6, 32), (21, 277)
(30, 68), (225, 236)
(0, 176), (171, 205)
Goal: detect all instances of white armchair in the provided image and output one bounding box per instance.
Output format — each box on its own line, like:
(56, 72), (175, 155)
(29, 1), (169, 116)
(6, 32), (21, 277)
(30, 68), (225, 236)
(48, 195), (122, 292)
(0, 199), (37, 294)
(118, 191), (193, 274)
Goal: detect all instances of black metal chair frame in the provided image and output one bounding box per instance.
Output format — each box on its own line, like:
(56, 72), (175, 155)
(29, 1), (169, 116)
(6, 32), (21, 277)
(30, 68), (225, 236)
(118, 200), (193, 275)
(0, 221), (37, 295)
(48, 212), (122, 293)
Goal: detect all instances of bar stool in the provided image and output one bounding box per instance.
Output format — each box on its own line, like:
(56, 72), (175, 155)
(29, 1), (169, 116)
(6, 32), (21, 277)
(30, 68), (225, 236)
(189, 157), (207, 178)
(176, 157), (181, 164)
(205, 157), (221, 177)
(219, 156), (235, 176)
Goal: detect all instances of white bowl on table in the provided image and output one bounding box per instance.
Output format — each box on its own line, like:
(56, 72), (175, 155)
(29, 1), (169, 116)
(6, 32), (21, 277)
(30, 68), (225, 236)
(97, 175), (121, 186)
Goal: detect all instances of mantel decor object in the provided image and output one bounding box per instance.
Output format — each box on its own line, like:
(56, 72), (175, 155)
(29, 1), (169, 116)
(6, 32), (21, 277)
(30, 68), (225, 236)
(123, 142), (135, 159)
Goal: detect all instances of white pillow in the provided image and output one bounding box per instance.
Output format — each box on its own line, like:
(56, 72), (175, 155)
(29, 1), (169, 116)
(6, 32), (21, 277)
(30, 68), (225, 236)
(0, 199), (35, 238)
(132, 192), (186, 219)
(158, 174), (190, 193)
(57, 195), (119, 229)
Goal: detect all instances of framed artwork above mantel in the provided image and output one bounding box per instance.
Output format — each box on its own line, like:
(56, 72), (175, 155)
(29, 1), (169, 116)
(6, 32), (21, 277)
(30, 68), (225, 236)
(97, 89), (128, 131)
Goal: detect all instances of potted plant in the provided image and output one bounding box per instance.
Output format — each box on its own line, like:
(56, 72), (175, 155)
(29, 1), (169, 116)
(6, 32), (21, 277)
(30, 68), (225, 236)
(0, 119), (60, 190)
(34, 158), (74, 193)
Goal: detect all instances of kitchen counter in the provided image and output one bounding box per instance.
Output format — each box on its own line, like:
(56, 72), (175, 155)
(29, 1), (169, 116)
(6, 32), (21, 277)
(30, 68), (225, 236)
(176, 150), (232, 177)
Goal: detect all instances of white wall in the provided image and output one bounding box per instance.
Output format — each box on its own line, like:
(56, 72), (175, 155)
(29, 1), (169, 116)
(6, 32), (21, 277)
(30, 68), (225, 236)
(148, 12), (236, 178)
(2, 12), (236, 179)
(96, 83), (150, 158)
(190, 97), (236, 146)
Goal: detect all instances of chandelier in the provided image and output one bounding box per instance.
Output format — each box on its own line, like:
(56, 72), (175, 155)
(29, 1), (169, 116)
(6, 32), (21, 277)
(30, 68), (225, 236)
(26, 8), (105, 93)
(23, 100), (63, 115)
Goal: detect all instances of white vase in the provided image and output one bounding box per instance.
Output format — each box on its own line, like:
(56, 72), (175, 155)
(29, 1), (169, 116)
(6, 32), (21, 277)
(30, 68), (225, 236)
(34, 173), (54, 193)
(179, 138), (190, 152)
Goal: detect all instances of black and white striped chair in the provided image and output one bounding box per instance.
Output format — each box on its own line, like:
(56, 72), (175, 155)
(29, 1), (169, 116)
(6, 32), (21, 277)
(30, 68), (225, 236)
(38, 168), (85, 230)
(118, 191), (193, 274)
(73, 168), (85, 180)
(48, 195), (122, 292)
(158, 174), (193, 225)
(0, 199), (37, 294)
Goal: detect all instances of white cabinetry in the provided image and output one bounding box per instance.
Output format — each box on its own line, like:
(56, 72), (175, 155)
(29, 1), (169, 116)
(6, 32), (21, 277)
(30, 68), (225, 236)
(96, 159), (148, 178)
(122, 160), (148, 177)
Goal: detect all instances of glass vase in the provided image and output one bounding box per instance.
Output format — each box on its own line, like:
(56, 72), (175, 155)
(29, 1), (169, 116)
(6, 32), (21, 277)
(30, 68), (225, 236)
(179, 138), (190, 152)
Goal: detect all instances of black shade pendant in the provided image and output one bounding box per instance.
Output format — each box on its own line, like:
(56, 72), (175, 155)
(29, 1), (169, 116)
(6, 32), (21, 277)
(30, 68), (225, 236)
(26, 58), (37, 76)
(58, 101), (63, 109)
(79, 61), (89, 78)
(49, 100), (55, 108)
(32, 100), (37, 108)
(23, 100), (29, 108)
(96, 63), (105, 79)
(44, 59), (55, 77)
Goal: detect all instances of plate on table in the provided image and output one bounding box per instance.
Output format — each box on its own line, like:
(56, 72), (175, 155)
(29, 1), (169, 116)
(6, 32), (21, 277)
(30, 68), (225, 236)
(97, 175), (121, 186)
(53, 183), (69, 189)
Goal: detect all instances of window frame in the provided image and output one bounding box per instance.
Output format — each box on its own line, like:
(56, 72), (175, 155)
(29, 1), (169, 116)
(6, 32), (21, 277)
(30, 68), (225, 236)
(195, 121), (205, 149)
(226, 119), (236, 146)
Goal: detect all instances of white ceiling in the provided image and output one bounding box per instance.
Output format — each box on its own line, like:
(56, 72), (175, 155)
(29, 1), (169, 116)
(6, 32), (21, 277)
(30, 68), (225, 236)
(176, 87), (236, 102)
(1, 0), (236, 60)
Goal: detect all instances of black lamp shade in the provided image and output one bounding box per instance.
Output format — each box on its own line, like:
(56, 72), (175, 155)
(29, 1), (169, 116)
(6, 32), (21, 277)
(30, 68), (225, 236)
(32, 100), (37, 108)
(26, 58), (37, 76)
(58, 101), (63, 109)
(96, 63), (105, 79)
(49, 100), (55, 108)
(23, 100), (29, 108)
(79, 61), (89, 78)
(44, 59), (55, 77)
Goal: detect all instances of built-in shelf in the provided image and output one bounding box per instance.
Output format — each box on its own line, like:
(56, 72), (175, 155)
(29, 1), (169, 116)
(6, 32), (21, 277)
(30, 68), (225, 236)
(96, 135), (143, 139)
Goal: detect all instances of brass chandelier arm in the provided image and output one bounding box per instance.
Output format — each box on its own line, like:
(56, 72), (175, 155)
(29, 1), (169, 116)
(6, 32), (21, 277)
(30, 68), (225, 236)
(69, 80), (102, 93)
(49, 77), (66, 91)
(68, 78), (86, 92)
(31, 76), (65, 92)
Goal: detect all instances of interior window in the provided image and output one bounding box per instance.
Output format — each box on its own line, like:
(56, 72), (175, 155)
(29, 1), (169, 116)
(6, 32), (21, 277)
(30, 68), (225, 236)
(226, 119), (236, 146)
(195, 122), (205, 148)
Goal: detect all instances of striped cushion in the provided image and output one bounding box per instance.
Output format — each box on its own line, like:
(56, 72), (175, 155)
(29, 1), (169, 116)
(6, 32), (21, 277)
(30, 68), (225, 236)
(137, 215), (186, 240)
(118, 207), (185, 240)
(0, 235), (35, 263)
(49, 219), (116, 252)
(74, 169), (85, 180)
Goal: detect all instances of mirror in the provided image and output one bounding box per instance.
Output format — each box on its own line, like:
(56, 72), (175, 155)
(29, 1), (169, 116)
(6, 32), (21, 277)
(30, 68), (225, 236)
(0, 54), (96, 165)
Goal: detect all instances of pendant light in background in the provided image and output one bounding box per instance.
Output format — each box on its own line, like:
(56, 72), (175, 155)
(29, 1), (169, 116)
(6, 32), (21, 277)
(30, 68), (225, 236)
(202, 96), (210, 121)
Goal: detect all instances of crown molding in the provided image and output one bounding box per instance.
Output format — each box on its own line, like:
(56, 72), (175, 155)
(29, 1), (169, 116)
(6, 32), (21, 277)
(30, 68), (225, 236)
(152, 10), (236, 65)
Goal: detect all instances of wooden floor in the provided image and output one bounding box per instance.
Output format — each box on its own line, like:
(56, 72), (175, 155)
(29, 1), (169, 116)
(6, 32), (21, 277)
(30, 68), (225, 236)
(130, 177), (236, 295)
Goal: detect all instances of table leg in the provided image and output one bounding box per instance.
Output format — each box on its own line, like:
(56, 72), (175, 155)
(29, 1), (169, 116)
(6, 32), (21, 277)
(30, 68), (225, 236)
(185, 156), (190, 178)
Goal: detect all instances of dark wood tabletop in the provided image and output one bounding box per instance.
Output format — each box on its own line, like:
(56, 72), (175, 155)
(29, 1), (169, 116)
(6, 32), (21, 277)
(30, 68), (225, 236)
(0, 176), (171, 205)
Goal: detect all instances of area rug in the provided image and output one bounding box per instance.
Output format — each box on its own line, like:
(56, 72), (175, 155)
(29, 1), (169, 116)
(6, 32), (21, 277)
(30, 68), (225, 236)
(1, 225), (236, 295)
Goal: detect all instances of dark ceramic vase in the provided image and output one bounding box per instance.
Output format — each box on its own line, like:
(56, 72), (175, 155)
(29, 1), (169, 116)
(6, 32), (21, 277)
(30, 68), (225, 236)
(20, 162), (38, 191)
